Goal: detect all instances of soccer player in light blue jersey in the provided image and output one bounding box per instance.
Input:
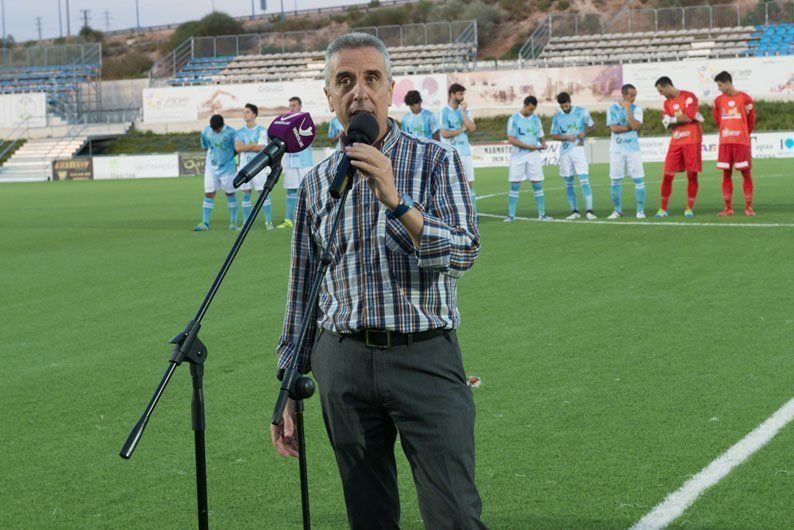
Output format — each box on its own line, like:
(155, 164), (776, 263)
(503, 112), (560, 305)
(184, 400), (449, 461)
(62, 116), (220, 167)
(236, 103), (274, 229)
(278, 96), (314, 229)
(550, 92), (597, 220)
(440, 83), (477, 216)
(401, 90), (440, 141)
(328, 115), (344, 150)
(606, 84), (646, 219)
(504, 96), (552, 222)
(194, 114), (239, 231)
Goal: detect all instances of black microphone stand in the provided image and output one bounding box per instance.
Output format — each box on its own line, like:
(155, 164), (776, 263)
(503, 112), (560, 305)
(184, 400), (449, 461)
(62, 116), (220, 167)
(119, 163), (284, 530)
(272, 169), (356, 530)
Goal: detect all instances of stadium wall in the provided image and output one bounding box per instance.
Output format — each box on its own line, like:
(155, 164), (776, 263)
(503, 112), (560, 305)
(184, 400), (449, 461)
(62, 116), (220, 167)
(0, 93), (48, 128)
(138, 55), (794, 132)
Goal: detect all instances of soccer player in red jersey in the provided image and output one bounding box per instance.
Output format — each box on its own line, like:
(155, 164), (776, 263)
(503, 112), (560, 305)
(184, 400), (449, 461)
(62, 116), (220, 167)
(713, 71), (757, 216)
(654, 77), (704, 218)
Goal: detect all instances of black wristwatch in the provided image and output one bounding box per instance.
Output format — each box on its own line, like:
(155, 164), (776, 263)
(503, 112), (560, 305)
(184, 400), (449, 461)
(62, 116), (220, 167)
(386, 193), (414, 220)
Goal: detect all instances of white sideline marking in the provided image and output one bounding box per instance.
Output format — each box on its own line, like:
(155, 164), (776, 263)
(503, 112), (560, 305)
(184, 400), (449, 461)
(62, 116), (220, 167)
(630, 396), (794, 530)
(477, 212), (794, 228)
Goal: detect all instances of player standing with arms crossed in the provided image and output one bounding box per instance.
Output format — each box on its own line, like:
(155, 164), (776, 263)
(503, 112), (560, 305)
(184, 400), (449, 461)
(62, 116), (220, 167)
(236, 103), (274, 229)
(654, 77), (704, 219)
(550, 92), (597, 220)
(327, 115), (344, 150)
(278, 97), (315, 229)
(606, 84), (647, 219)
(713, 71), (757, 216)
(504, 96), (551, 222)
(441, 83), (477, 216)
(401, 90), (440, 141)
(194, 114), (240, 231)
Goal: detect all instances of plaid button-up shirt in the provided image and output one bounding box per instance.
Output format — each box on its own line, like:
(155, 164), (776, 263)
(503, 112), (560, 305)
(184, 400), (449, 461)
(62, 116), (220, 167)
(276, 120), (479, 374)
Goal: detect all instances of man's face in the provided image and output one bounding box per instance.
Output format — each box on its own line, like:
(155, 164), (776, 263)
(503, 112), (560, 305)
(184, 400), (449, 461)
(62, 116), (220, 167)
(716, 80), (731, 94)
(242, 107), (256, 122)
(623, 88), (637, 104)
(559, 101), (572, 113)
(522, 103), (536, 116)
(288, 100), (302, 113)
(450, 91), (465, 105)
(656, 84), (674, 98)
(323, 47), (394, 135)
(409, 103), (422, 114)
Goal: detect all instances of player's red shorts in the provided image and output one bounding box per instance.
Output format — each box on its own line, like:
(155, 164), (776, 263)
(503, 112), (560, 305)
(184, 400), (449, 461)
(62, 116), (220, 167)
(716, 143), (752, 170)
(664, 143), (702, 173)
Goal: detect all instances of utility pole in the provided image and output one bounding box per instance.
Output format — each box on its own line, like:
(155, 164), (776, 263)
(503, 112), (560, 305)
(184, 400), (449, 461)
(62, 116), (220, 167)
(35, 17), (43, 41)
(80, 9), (90, 30)
(103, 10), (111, 32)
(135, 0), (141, 33)
(1, 0), (5, 67)
(66, 0), (71, 38)
(57, 0), (63, 38)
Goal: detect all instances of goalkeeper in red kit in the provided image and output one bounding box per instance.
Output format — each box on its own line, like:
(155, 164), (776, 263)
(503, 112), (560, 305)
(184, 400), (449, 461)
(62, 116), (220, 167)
(713, 71), (757, 216)
(654, 76), (705, 219)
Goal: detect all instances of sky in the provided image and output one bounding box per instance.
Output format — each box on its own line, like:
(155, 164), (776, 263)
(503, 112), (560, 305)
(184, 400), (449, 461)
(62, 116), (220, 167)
(2, 0), (372, 42)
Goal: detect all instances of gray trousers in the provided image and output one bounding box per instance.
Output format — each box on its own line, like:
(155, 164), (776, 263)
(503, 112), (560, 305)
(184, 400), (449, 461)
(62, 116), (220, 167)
(311, 329), (487, 530)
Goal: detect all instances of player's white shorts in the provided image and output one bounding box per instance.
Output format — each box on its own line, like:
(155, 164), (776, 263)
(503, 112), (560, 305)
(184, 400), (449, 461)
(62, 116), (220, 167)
(283, 167), (310, 189)
(558, 146), (589, 178)
(238, 165), (271, 192)
(609, 150), (645, 180)
(509, 152), (544, 182)
(459, 155), (475, 183)
(204, 165), (236, 194)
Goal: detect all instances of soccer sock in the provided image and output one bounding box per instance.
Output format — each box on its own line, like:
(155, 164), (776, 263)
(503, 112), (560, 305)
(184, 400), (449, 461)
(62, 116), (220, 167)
(661, 173), (674, 211)
(722, 170), (734, 209)
(263, 195), (273, 224)
(531, 181), (545, 217)
(201, 197), (214, 226)
(469, 187), (477, 217)
(508, 182), (521, 218)
(242, 192), (253, 221)
(579, 175), (593, 211)
(563, 176), (577, 211)
(686, 171), (699, 209)
(226, 193), (238, 224)
(285, 189), (298, 221)
(610, 179), (623, 213)
(741, 169), (753, 208)
(633, 177), (646, 213)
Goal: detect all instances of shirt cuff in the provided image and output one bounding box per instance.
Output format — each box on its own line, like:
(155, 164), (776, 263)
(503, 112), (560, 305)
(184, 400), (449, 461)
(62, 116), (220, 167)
(414, 206), (451, 270)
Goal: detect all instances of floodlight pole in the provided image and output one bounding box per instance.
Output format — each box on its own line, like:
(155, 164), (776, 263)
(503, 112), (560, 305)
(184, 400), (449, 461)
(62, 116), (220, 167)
(120, 165), (286, 530)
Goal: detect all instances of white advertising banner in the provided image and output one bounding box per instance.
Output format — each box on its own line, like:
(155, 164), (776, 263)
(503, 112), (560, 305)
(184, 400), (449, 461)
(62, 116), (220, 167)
(624, 55), (794, 105)
(471, 142), (564, 168)
(638, 131), (794, 163)
(0, 92), (47, 128)
(93, 154), (180, 180)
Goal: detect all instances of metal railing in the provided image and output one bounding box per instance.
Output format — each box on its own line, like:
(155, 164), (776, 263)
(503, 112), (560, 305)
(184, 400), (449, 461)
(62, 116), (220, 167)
(0, 118), (30, 165)
(519, 1), (794, 63)
(149, 19), (478, 86)
(0, 42), (101, 68)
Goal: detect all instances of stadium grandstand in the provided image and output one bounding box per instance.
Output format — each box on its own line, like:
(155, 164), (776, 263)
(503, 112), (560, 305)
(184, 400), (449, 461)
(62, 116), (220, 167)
(150, 20), (477, 86)
(520, 1), (794, 66)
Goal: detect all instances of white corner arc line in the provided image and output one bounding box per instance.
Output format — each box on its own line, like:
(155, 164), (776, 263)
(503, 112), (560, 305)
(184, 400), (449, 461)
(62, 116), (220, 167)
(477, 212), (794, 228)
(630, 396), (794, 530)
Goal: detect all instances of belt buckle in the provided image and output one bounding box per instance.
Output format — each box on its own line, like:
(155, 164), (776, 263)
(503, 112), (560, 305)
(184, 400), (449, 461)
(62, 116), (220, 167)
(365, 330), (391, 349)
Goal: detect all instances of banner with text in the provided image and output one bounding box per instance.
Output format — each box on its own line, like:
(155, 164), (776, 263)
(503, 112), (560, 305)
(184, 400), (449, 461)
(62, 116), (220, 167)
(93, 154), (180, 180)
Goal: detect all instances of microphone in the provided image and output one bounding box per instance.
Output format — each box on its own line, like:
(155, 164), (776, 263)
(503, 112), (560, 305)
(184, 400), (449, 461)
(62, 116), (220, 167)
(329, 112), (380, 199)
(234, 112), (316, 188)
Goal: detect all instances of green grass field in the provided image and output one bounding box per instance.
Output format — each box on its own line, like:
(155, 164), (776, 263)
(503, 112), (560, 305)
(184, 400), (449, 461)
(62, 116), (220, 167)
(1, 159), (792, 529)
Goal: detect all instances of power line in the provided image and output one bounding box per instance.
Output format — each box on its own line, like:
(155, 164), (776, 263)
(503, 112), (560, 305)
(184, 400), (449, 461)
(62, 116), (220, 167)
(79, 8), (90, 30)
(35, 16), (42, 41)
(103, 10), (111, 32)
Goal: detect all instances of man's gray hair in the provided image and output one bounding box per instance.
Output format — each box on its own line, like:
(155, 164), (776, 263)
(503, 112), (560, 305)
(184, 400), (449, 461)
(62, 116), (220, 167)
(324, 32), (392, 86)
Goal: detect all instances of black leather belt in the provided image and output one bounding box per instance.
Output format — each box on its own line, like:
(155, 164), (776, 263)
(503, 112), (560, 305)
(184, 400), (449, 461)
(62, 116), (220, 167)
(331, 328), (449, 349)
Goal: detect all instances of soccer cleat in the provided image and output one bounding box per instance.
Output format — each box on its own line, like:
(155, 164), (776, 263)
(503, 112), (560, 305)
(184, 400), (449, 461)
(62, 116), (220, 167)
(193, 222), (209, 231)
(585, 210), (597, 220)
(654, 209), (669, 219)
(266, 221), (275, 230)
(684, 208), (695, 218)
(565, 211), (581, 220)
(717, 208), (734, 217)
(503, 216), (515, 223)
(229, 223), (241, 231)
(636, 211), (646, 219)
(539, 215), (554, 221)
(607, 210), (623, 220)
(277, 219), (294, 229)
(745, 207), (756, 217)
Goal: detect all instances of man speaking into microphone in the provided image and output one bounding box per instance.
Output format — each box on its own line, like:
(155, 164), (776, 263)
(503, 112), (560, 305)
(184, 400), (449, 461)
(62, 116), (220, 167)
(271, 33), (485, 529)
